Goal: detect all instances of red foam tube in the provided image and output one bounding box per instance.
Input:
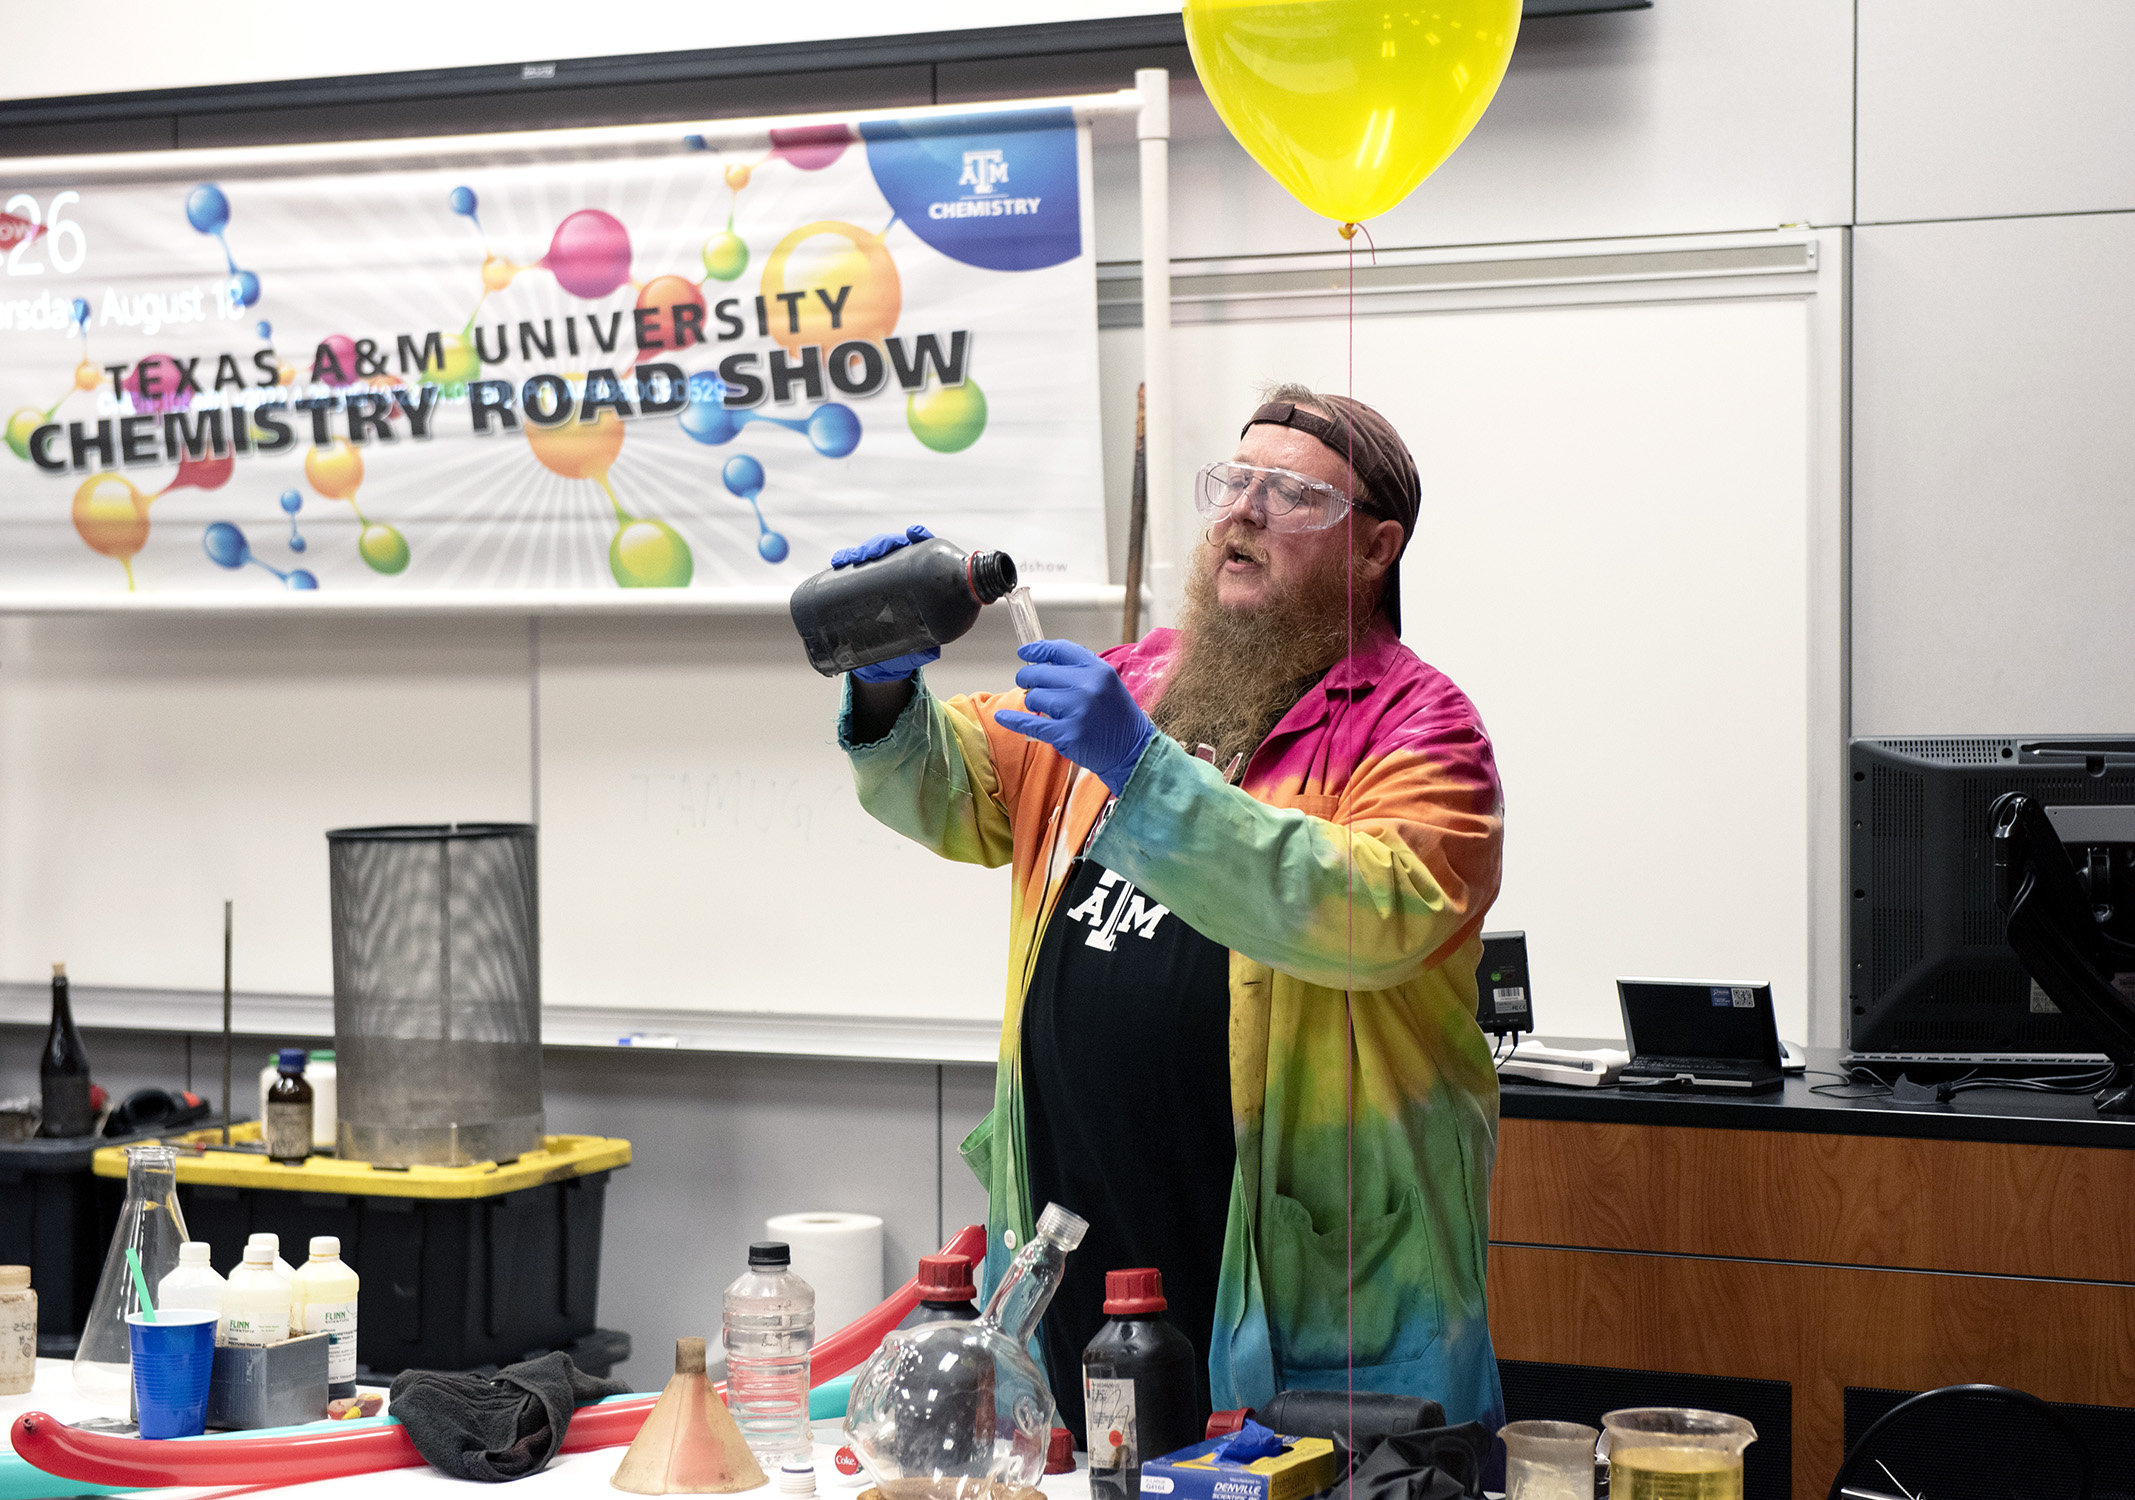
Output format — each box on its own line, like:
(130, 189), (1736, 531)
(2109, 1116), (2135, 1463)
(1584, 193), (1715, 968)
(12, 1223), (990, 1488)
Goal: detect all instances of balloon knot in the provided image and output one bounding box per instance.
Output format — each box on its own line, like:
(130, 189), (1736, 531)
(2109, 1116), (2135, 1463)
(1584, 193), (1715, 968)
(1338, 222), (1360, 241)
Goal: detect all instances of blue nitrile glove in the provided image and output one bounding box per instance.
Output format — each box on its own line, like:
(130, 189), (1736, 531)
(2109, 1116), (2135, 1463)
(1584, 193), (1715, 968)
(993, 640), (1155, 795)
(1214, 1420), (1286, 1464)
(834, 525), (940, 682)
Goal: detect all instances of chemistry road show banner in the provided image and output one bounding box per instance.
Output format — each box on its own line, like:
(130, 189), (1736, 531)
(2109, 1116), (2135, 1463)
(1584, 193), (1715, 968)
(0, 104), (1105, 600)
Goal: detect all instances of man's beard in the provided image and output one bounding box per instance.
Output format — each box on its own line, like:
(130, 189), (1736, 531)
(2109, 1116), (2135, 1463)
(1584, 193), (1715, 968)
(1149, 532), (1372, 773)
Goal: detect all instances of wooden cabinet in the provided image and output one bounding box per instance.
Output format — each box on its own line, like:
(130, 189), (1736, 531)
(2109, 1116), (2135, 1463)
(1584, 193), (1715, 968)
(1487, 1113), (2135, 1499)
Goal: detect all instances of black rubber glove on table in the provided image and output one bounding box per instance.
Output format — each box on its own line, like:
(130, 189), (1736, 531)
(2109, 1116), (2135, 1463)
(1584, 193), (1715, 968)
(389, 1351), (630, 1482)
(1334, 1421), (1489, 1500)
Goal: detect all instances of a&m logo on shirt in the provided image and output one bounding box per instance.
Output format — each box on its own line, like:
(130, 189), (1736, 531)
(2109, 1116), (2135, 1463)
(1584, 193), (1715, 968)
(1064, 869), (1169, 951)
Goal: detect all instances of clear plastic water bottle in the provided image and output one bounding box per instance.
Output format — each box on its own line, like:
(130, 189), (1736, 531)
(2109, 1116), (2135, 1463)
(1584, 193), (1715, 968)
(723, 1241), (815, 1462)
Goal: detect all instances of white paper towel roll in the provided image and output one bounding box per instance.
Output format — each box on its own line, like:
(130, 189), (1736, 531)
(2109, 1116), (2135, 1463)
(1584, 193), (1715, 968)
(767, 1211), (883, 1338)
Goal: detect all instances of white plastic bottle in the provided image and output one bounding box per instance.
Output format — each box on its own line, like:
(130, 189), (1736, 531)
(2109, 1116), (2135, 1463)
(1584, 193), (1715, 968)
(722, 1241), (814, 1462)
(292, 1236), (360, 1398)
(220, 1244), (291, 1347)
(157, 1243), (226, 1337)
(247, 1233), (296, 1288)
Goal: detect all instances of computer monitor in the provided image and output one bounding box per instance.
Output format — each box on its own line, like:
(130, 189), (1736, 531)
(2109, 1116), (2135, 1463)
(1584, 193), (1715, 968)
(1849, 736), (2135, 1060)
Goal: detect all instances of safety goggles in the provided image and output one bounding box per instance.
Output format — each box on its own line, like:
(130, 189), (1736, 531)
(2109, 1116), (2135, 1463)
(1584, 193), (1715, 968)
(1193, 461), (1354, 533)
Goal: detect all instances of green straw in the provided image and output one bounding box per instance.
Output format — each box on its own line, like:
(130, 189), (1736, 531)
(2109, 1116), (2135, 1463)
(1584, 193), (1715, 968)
(125, 1247), (157, 1323)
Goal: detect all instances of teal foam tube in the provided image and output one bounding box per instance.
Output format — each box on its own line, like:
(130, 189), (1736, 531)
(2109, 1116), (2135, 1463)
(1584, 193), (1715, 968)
(809, 1371), (856, 1423)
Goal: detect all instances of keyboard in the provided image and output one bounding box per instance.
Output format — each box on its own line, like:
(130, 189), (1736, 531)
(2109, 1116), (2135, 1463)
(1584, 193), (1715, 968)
(1633, 1056), (1756, 1076)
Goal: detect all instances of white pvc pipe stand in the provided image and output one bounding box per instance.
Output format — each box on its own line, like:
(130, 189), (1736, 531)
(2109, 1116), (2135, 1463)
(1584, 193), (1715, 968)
(1135, 68), (1177, 629)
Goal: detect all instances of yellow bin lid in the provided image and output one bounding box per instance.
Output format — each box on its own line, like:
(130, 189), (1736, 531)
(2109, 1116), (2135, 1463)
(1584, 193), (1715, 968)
(91, 1122), (631, 1199)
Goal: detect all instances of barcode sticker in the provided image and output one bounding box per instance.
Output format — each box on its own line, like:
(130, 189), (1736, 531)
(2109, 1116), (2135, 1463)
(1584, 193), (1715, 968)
(1731, 986), (1755, 1008)
(1492, 986), (1526, 1012)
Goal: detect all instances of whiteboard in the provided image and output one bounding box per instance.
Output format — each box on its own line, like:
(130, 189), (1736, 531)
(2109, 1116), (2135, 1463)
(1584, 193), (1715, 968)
(1151, 298), (1815, 1043)
(543, 293), (1816, 1045)
(536, 607), (1039, 1035)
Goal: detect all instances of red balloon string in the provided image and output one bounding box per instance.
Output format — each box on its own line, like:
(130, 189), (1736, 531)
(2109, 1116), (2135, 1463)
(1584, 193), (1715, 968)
(1343, 218), (1358, 1500)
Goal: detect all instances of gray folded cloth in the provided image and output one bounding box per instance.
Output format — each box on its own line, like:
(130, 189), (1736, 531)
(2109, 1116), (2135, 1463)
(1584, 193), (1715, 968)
(389, 1351), (630, 1482)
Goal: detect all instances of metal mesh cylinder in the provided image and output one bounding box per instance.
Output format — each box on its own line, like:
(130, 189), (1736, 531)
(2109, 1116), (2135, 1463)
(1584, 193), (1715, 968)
(327, 823), (543, 1167)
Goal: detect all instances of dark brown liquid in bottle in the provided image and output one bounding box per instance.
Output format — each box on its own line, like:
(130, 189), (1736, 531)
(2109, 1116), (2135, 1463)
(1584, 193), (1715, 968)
(265, 1062), (314, 1162)
(788, 538), (1017, 676)
(39, 962), (94, 1139)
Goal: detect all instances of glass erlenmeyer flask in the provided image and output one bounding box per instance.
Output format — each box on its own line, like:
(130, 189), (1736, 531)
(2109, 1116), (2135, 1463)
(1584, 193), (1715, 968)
(847, 1203), (1088, 1500)
(74, 1144), (190, 1407)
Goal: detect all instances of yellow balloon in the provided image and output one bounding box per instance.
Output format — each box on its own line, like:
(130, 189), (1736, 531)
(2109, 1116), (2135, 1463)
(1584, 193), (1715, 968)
(1183, 0), (1521, 225)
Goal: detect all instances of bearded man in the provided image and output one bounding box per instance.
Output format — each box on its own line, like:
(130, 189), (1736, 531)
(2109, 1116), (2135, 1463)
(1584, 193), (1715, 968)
(837, 387), (1506, 1438)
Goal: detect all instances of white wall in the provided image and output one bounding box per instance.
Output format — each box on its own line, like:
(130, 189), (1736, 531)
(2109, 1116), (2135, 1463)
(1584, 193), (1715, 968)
(1850, 3), (2135, 736)
(1092, 2), (1855, 263)
(1852, 212), (2135, 733)
(1857, 0), (2135, 223)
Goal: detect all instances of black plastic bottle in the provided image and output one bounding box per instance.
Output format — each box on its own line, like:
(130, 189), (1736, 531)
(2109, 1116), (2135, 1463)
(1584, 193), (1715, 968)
(789, 536), (1017, 677)
(1081, 1268), (1200, 1500)
(895, 1252), (981, 1330)
(38, 962), (94, 1138)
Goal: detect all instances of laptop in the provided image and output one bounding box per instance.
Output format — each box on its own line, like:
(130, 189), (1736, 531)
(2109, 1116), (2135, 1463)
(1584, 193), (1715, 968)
(1616, 978), (1784, 1094)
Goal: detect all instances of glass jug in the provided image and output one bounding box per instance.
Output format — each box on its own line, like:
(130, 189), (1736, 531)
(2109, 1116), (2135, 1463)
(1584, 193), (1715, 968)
(75, 1145), (191, 1408)
(1501, 1420), (1598, 1500)
(846, 1203), (1088, 1500)
(1602, 1408), (1756, 1500)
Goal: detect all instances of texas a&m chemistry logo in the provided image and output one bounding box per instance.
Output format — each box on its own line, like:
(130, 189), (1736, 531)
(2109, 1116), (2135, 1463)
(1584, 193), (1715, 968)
(930, 145), (1045, 221)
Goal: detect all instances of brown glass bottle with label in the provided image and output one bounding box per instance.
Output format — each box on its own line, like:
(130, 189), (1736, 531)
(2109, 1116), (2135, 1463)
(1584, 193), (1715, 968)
(264, 1048), (314, 1162)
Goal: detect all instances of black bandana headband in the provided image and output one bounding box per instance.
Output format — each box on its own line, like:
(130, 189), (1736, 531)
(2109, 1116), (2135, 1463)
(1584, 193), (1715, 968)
(1239, 397), (1421, 632)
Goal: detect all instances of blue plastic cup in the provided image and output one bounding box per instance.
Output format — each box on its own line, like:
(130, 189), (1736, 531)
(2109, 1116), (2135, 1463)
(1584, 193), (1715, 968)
(127, 1310), (218, 1438)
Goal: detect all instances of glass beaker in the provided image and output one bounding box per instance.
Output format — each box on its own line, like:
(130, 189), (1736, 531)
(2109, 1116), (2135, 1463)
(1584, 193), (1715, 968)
(1602, 1409), (1755, 1500)
(1501, 1420), (1598, 1500)
(74, 1144), (191, 1408)
(846, 1203), (1088, 1500)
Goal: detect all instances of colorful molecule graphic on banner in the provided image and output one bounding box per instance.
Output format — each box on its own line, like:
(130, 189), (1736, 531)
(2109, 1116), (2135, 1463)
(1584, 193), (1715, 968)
(281, 489), (308, 552)
(203, 520), (318, 590)
(304, 441), (409, 575)
(717, 456), (783, 564)
(688, 123), (855, 287)
(4, 298), (98, 463)
(521, 377), (693, 588)
(186, 185), (261, 309)
(70, 447), (235, 590)
(447, 183), (870, 584)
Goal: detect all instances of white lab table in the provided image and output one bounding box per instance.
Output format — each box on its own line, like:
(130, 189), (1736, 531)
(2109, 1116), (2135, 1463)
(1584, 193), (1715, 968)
(5, 1361), (1094, 1500)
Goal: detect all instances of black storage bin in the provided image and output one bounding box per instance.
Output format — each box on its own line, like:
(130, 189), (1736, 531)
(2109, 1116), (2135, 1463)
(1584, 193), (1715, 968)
(92, 1126), (631, 1377)
(178, 1171), (623, 1376)
(0, 1128), (160, 1356)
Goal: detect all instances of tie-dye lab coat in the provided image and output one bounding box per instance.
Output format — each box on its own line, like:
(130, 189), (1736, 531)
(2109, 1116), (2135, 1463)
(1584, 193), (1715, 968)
(841, 618), (1505, 1425)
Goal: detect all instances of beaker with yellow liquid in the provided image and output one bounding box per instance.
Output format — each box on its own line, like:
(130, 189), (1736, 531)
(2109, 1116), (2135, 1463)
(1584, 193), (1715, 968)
(1602, 1408), (1756, 1500)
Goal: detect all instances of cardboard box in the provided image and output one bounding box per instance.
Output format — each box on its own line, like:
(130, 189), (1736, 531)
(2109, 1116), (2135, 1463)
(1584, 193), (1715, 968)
(1138, 1435), (1338, 1500)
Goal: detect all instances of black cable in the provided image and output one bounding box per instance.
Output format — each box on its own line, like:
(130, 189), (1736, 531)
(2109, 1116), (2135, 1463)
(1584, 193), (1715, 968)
(1931, 1064), (2118, 1102)
(1805, 1066), (1894, 1100)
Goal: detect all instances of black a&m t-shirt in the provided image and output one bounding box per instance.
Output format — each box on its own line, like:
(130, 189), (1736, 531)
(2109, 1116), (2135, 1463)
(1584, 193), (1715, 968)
(1020, 855), (1235, 1442)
